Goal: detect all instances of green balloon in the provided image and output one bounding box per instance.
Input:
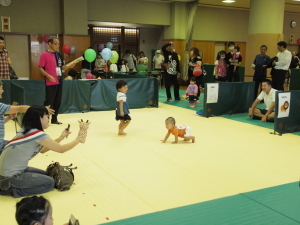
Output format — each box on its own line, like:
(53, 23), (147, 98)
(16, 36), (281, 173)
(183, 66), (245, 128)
(110, 51), (119, 64)
(84, 49), (96, 62)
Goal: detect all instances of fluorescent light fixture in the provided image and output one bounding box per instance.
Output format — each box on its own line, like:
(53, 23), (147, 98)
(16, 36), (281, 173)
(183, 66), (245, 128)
(222, 0), (236, 3)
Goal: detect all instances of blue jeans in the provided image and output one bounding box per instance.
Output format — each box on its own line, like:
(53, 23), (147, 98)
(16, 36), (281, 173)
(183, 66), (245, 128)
(0, 167), (54, 198)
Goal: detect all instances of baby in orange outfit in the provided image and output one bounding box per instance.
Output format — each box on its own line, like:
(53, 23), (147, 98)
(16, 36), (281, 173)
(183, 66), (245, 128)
(161, 117), (195, 144)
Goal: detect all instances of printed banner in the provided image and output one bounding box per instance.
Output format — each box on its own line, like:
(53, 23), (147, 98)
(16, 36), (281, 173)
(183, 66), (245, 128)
(206, 83), (219, 103)
(277, 92), (291, 118)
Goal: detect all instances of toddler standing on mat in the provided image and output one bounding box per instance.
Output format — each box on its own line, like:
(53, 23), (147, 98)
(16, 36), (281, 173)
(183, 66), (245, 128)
(185, 77), (198, 108)
(161, 117), (195, 144)
(116, 80), (131, 135)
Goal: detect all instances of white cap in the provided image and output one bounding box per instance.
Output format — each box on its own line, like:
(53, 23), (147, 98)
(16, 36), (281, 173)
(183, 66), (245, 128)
(156, 50), (161, 54)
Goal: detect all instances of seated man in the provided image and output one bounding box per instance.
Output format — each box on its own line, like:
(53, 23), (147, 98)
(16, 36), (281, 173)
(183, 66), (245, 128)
(136, 59), (148, 76)
(248, 79), (277, 122)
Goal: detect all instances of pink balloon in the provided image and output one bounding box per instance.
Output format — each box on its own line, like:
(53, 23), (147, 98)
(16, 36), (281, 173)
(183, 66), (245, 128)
(86, 73), (93, 79)
(43, 35), (50, 43)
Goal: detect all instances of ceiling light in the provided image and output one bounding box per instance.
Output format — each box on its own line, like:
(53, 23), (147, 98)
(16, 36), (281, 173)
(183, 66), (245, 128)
(222, 0), (236, 3)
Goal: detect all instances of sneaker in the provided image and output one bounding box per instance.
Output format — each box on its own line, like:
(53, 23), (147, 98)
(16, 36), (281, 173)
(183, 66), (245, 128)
(196, 109), (203, 115)
(191, 105), (195, 108)
(189, 105), (193, 108)
(196, 100), (200, 103)
(167, 98), (173, 102)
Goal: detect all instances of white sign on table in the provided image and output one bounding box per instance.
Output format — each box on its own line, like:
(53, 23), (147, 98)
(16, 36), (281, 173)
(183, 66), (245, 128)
(277, 92), (291, 118)
(206, 83), (219, 103)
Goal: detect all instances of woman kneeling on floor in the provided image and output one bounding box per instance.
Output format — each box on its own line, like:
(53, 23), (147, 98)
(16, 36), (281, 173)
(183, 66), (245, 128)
(0, 105), (90, 198)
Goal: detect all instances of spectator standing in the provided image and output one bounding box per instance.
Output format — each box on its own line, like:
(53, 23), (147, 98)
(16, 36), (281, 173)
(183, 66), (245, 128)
(272, 41), (292, 91)
(214, 50), (227, 82)
(153, 50), (164, 70)
(289, 51), (299, 68)
(162, 42), (181, 101)
(38, 36), (74, 125)
(252, 45), (270, 100)
(225, 42), (242, 82)
(0, 36), (11, 79)
(138, 51), (148, 65)
(123, 50), (137, 72)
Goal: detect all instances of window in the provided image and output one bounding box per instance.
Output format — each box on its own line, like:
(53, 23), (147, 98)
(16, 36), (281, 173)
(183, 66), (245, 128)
(89, 26), (140, 57)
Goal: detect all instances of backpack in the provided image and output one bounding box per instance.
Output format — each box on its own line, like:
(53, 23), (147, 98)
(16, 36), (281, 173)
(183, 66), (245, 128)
(46, 162), (77, 191)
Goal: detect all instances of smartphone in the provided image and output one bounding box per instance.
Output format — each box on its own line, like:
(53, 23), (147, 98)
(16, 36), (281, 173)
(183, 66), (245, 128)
(66, 124), (70, 132)
(69, 214), (79, 225)
(66, 124), (70, 138)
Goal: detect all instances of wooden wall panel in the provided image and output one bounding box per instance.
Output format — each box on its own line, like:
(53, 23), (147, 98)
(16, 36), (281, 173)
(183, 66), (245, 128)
(30, 35), (90, 80)
(30, 35), (52, 80)
(191, 41), (215, 65)
(61, 35), (90, 74)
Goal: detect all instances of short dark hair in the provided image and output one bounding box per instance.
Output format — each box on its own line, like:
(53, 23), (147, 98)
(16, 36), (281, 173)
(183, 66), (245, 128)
(260, 45), (268, 50)
(125, 50), (131, 54)
(228, 42), (235, 47)
(262, 79), (272, 86)
(47, 36), (58, 43)
(166, 117), (175, 125)
(234, 46), (240, 51)
(277, 41), (287, 48)
(22, 105), (49, 134)
(0, 36), (4, 41)
(116, 80), (128, 91)
(217, 50), (226, 60)
(16, 196), (50, 225)
(68, 69), (77, 77)
(190, 47), (200, 57)
(139, 51), (144, 54)
(190, 77), (196, 82)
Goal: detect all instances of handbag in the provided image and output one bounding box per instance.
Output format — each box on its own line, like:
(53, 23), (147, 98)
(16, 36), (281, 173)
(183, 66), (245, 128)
(193, 64), (203, 77)
(9, 66), (18, 79)
(46, 162), (77, 191)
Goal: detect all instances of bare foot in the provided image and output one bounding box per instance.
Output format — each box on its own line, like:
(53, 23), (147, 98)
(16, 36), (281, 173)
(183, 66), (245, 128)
(192, 137), (195, 143)
(118, 131), (127, 135)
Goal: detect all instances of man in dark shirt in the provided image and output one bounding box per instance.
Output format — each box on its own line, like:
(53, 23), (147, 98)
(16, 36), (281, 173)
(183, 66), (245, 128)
(252, 45), (270, 100)
(162, 42), (181, 101)
(81, 47), (95, 79)
(225, 42), (242, 82)
(289, 51), (299, 69)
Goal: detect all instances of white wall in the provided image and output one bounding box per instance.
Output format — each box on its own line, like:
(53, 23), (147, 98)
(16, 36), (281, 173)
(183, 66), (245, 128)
(139, 27), (164, 69)
(193, 6), (249, 42)
(88, 0), (170, 26)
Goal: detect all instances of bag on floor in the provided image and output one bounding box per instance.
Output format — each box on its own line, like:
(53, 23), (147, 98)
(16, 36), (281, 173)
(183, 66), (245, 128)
(46, 162), (77, 191)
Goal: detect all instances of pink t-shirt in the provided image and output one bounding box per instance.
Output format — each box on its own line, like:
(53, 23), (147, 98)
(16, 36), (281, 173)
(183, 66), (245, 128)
(38, 51), (60, 86)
